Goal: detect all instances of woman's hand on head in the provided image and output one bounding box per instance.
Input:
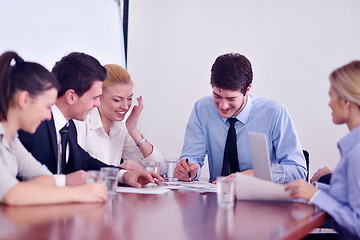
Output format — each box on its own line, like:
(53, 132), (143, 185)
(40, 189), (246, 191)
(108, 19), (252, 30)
(126, 96), (143, 132)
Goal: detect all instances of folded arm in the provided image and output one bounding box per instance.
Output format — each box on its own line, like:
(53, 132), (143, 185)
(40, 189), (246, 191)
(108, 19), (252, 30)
(3, 175), (107, 206)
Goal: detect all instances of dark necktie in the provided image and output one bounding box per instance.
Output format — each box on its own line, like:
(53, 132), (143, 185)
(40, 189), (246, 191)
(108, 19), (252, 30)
(59, 125), (69, 174)
(221, 118), (240, 176)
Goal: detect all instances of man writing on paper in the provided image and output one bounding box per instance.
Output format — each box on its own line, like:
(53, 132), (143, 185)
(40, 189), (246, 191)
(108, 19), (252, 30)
(174, 53), (307, 183)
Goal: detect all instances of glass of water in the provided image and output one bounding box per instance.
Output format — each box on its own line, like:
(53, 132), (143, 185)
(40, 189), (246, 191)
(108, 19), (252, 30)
(99, 167), (119, 195)
(165, 158), (179, 181)
(216, 176), (235, 207)
(86, 170), (100, 184)
(144, 160), (161, 174)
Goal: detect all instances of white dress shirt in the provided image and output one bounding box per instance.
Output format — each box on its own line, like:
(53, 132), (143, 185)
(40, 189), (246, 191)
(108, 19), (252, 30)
(74, 108), (165, 173)
(51, 104), (68, 186)
(0, 123), (52, 201)
(51, 105), (129, 185)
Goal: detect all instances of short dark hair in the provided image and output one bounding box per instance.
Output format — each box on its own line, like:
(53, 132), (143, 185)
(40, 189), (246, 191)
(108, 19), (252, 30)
(210, 53), (253, 94)
(0, 51), (59, 121)
(52, 52), (106, 97)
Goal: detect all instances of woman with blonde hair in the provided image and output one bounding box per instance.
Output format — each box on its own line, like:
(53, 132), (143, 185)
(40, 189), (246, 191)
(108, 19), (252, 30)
(285, 60), (360, 239)
(75, 64), (164, 173)
(0, 51), (107, 205)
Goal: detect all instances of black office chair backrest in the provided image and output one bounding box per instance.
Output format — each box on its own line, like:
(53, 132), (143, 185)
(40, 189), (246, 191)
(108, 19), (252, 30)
(301, 150), (339, 238)
(302, 150), (309, 182)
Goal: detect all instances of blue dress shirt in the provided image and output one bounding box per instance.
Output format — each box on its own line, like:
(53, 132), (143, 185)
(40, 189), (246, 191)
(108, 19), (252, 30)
(311, 125), (360, 239)
(181, 95), (307, 183)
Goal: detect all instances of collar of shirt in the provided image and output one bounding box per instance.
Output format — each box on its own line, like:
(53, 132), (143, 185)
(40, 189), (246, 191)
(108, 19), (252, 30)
(51, 104), (68, 133)
(221, 94), (253, 125)
(89, 107), (123, 136)
(337, 124), (360, 156)
(0, 123), (18, 150)
(89, 108), (104, 130)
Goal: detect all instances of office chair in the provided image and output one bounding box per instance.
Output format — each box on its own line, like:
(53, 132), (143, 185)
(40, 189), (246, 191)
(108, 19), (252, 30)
(318, 173), (332, 184)
(302, 233), (339, 240)
(302, 149), (332, 184)
(302, 150), (309, 182)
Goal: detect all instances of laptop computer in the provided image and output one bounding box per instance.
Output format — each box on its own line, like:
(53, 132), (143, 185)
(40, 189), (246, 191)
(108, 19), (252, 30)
(247, 131), (272, 182)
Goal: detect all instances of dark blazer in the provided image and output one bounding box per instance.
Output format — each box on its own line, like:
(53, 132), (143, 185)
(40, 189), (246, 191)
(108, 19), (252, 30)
(19, 118), (114, 174)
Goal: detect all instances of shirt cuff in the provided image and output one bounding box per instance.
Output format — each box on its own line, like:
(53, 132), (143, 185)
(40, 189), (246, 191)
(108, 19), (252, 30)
(142, 146), (158, 161)
(118, 169), (128, 183)
(309, 190), (320, 203)
(53, 174), (66, 187)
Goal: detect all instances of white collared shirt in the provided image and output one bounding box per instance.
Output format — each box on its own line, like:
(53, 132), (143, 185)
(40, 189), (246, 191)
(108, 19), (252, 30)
(51, 105), (130, 185)
(51, 104), (67, 137)
(0, 123), (52, 201)
(51, 104), (68, 186)
(74, 108), (164, 172)
(51, 104), (70, 163)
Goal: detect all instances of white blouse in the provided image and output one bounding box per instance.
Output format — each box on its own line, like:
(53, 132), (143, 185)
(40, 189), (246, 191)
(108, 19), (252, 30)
(74, 108), (165, 173)
(0, 123), (52, 201)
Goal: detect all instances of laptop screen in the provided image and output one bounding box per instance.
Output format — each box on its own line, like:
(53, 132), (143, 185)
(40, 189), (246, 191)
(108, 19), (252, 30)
(247, 131), (272, 182)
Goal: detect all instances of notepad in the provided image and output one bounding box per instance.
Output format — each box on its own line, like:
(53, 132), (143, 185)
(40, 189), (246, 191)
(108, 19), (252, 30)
(235, 173), (291, 201)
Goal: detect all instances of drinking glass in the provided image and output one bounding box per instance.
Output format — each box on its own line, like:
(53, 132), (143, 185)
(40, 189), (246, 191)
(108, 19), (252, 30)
(216, 176), (235, 207)
(165, 158), (179, 181)
(144, 161), (161, 174)
(99, 167), (119, 194)
(86, 170), (100, 184)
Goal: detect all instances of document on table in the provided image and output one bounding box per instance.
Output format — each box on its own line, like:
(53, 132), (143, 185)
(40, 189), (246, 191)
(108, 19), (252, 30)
(117, 187), (170, 195)
(116, 181), (217, 195)
(161, 181), (217, 193)
(235, 173), (292, 201)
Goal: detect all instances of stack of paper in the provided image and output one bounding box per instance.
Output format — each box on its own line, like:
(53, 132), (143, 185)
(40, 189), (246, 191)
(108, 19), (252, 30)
(161, 181), (217, 193)
(235, 173), (292, 201)
(116, 187), (170, 195)
(116, 181), (217, 195)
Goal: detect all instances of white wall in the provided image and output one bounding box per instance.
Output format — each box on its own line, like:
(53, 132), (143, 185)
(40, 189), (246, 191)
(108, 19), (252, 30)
(127, 0), (360, 178)
(0, 0), (125, 69)
(1, 0), (359, 179)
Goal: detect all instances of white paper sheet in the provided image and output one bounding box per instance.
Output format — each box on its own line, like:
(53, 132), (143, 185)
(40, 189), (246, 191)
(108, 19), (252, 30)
(117, 181), (216, 194)
(116, 187), (170, 195)
(161, 181), (217, 193)
(235, 173), (292, 201)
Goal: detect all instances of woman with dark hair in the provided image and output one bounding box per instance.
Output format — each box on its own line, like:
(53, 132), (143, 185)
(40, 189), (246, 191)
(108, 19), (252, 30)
(0, 51), (107, 205)
(286, 61), (360, 239)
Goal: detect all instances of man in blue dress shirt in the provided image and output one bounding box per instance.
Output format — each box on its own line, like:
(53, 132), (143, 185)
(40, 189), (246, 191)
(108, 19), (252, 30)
(175, 53), (307, 183)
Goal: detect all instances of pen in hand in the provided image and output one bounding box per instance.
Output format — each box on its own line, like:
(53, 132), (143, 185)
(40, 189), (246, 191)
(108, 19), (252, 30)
(186, 159), (191, 182)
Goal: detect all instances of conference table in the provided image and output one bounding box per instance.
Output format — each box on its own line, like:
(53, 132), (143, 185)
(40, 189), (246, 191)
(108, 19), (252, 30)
(0, 187), (326, 240)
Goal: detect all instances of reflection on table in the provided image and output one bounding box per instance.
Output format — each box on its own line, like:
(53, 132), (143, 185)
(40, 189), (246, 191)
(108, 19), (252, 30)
(0, 190), (326, 240)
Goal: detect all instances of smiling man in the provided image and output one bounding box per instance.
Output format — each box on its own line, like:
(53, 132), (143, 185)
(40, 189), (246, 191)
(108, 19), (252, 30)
(175, 53), (307, 183)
